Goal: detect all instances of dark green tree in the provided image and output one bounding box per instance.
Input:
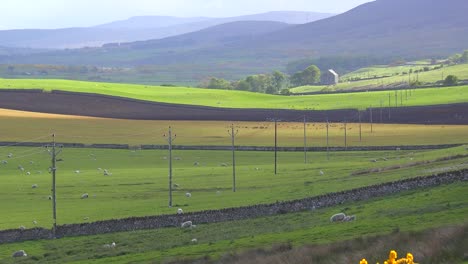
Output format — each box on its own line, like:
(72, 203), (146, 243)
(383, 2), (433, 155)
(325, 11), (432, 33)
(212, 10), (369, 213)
(444, 75), (459, 86)
(461, 50), (468, 63)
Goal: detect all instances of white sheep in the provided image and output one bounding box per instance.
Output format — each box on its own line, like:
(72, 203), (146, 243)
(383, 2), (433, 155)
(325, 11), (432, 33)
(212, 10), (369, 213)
(18, 165), (24, 171)
(1, 160), (7, 164)
(19, 226), (26, 231)
(33, 220), (37, 225)
(32, 184), (38, 189)
(26, 171), (31, 175)
(103, 169), (112, 176)
(191, 238), (198, 243)
(220, 163), (228, 167)
(330, 213), (346, 222)
(7, 153), (13, 158)
(319, 170), (324, 176)
(12, 250), (27, 257)
(75, 170), (80, 174)
(181, 221), (192, 228)
(173, 183), (180, 188)
(177, 208), (184, 214)
(185, 192), (192, 198)
(81, 193), (89, 199)
(174, 157), (181, 160)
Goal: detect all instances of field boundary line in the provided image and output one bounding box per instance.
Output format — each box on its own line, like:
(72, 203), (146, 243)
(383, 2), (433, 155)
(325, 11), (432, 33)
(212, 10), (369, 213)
(0, 169), (466, 244)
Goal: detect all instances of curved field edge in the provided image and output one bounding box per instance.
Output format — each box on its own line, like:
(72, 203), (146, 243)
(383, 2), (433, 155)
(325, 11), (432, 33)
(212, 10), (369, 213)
(0, 181), (466, 264)
(0, 78), (467, 110)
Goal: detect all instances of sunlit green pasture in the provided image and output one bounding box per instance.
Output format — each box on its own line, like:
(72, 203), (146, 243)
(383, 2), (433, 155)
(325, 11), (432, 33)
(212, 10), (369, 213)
(0, 109), (467, 147)
(291, 64), (468, 93)
(0, 78), (467, 110)
(0, 145), (466, 230)
(0, 179), (466, 263)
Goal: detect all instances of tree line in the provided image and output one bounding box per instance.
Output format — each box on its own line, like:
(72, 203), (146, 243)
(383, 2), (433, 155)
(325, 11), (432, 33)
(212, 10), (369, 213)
(200, 65), (322, 94)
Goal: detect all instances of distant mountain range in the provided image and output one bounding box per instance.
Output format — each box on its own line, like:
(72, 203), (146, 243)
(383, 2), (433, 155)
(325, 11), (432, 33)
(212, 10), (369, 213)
(1, 0), (467, 83)
(0, 11), (334, 49)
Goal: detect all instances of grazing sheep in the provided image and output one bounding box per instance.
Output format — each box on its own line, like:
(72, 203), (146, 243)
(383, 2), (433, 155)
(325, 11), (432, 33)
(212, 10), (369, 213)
(1, 160), (7, 164)
(75, 170), (80, 174)
(193, 161), (200, 166)
(255, 167), (260, 171)
(330, 213), (346, 222)
(26, 171), (31, 175)
(174, 157), (181, 161)
(48, 196), (52, 200)
(396, 147), (401, 151)
(97, 168), (102, 171)
(33, 220), (37, 225)
(220, 163), (228, 167)
(191, 238), (198, 243)
(7, 153), (13, 158)
(319, 170), (324, 176)
(344, 215), (356, 222)
(12, 250), (27, 257)
(177, 208), (183, 214)
(103, 169), (112, 176)
(181, 221), (192, 228)
(83, 217), (89, 221)
(18, 165), (24, 171)
(32, 184), (38, 189)
(371, 159), (378, 163)
(173, 183), (180, 188)
(19, 225), (26, 231)
(185, 192), (192, 198)
(104, 242), (116, 248)
(81, 193), (89, 199)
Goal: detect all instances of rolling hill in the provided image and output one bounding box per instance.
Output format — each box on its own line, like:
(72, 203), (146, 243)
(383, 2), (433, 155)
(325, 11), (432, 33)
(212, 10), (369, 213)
(0, 11), (333, 49)
(1, 0), (467, 82)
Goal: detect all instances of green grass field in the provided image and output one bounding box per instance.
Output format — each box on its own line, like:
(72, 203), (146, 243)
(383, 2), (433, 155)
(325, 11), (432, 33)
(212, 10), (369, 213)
(0, 145), (466, 230)
(291, 64), (468, 94)
(0, 180), (466, 263)
(0, 78), (467, 110)
(0, 109), (467, 147)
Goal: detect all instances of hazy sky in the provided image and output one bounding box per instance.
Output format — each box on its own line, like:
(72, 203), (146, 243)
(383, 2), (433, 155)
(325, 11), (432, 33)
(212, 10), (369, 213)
(1, 0), (373, 30)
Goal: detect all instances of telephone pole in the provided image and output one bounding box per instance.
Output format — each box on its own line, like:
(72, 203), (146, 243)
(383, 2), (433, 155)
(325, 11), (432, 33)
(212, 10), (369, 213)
(165, 127), (176, 207)
(47, 133), (62, 237)
(358, 111), (362, 142)
(303, 115), (307, 164)
(274, 119), (278, 174)
(344, 121), (347, 150)
(228, 124), (239, 192)
(326, 119), (330, 160)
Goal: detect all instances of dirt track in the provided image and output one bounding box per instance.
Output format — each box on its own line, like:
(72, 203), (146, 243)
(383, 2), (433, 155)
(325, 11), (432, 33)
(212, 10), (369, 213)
(0, 90), (466, 124)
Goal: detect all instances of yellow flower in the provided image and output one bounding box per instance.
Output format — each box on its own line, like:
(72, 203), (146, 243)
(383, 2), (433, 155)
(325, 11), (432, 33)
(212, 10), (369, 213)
(360, 259), (368, 264)
(406, 253), (414, 264)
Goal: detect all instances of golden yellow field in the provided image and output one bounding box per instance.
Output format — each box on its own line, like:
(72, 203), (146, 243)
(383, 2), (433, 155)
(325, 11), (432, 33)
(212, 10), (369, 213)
(0, 108), (467, 147)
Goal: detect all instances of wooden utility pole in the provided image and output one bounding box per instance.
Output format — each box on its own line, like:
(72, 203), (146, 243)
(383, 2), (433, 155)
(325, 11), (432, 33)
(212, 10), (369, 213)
(228, 124), (238, 192)
(274, 119), (278, 174)
(344, 121), (347, 149)
(359, 111), (362, 142)
(303, 116), (307, 164)
(47, 133), (62, 237)
(166, 127), (176, 207)
(326, 119), (330, 160)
